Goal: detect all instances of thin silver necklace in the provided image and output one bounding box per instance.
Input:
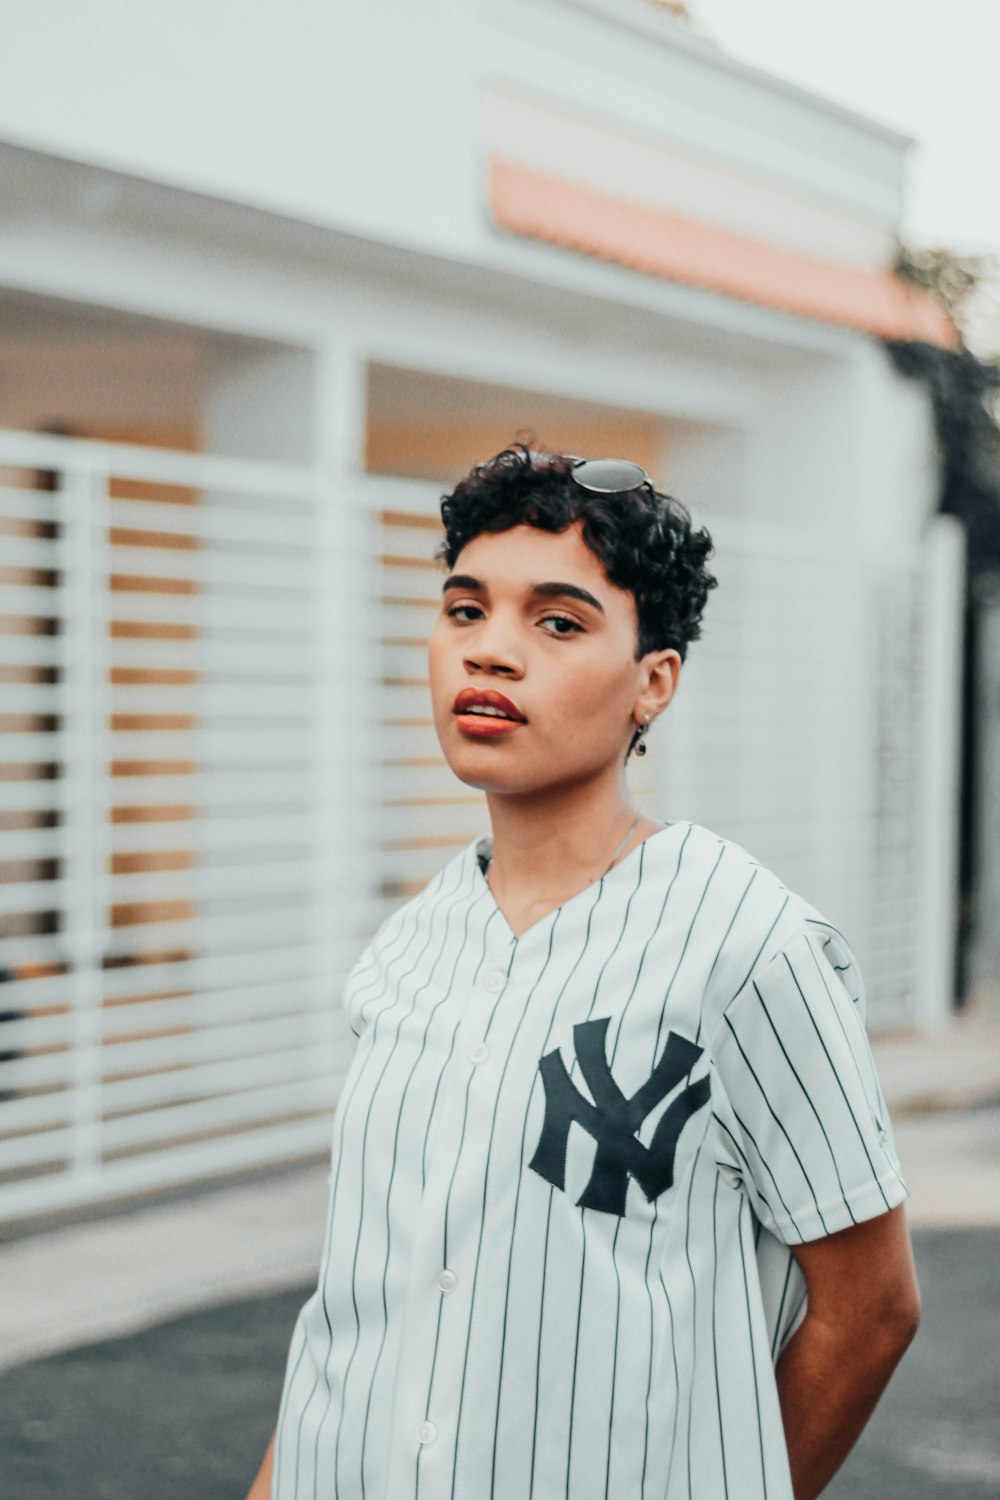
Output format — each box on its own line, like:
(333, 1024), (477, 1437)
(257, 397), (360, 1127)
(600, 806), (645, 875)
(486, 807), (644, 883)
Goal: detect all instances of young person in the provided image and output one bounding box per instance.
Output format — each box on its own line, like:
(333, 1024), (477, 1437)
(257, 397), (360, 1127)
(249, 443), (920, 1500)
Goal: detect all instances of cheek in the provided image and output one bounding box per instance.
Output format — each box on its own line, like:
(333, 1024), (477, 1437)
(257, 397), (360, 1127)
(547, 659), (626, 728)
(425, 638), (444, 713)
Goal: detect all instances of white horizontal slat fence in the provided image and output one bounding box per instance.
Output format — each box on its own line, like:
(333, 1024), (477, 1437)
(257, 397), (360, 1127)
(0, 427), (369, 1224)
(660, 514), (937, 1031)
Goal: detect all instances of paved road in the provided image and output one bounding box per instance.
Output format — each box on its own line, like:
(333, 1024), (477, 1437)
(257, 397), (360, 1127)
(825, 1227), (1000, 1498)
(1, 1225), (997, 1500)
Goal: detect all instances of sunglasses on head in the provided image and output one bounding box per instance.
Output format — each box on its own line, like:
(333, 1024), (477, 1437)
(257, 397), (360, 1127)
(565, 456), (653, 495)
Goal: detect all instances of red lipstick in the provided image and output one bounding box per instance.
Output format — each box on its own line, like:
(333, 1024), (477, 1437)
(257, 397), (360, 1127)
(453, 687), (527, 737)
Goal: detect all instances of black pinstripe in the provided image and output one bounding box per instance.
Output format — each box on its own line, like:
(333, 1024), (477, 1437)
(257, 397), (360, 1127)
(292, 891), (431, 1492)
(722, 1015), (831, 1234)
(363, 881), (489, 1498)
(418, 908), (508, 1498)
(753, 979), (858, 1223)
(326, 863), (472, 1494)
(711, 1175), (731, 1499)
(783, 949), (893, 1213)
(737, 1198), (768, 1497)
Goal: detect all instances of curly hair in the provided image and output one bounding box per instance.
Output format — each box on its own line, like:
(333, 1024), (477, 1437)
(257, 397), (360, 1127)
(435, 441), (718, 658)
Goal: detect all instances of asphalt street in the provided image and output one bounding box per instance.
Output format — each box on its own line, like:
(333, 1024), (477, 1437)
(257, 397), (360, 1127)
(1, 1221), (998, 1500)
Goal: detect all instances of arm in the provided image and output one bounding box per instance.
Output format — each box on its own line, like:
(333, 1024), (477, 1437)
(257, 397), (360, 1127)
(776, 1204), (921, 1500)
(245, 1430), (275, 1500)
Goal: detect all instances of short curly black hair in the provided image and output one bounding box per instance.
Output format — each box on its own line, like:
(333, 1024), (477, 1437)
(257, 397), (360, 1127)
(434, 443), (718, 759)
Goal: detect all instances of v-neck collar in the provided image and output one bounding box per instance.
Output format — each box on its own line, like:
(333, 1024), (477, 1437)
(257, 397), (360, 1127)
(472, 821), (688, 943)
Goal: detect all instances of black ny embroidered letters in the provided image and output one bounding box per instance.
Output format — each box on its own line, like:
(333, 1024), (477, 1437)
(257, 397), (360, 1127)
(527, 1018), (710, 1216)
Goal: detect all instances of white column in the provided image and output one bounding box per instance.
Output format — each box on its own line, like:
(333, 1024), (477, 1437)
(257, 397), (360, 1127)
(915, 513), (966, 1031)
(311, 344), (382, 1069)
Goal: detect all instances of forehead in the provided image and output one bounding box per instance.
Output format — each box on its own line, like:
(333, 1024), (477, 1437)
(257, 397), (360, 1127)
(453, 520), (623, 600)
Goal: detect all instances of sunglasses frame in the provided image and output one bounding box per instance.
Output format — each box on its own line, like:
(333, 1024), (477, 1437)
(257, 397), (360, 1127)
(565, 455), (654, 496)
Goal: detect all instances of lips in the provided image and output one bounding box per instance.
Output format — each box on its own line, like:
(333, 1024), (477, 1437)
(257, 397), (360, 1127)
(453, 687), (527, 722)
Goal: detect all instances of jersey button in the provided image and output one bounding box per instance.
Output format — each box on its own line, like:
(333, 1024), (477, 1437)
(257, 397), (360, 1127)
(484, 970), (507, 993)
(466, 1042), (489, 1064)
(437, 1268), (458, 1291)
(417, 1420), (437, 1444)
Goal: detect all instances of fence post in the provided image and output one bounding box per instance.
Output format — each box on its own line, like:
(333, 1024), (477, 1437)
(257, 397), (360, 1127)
(311, 344), (380, 1068)
(57, 462), (112, 1185)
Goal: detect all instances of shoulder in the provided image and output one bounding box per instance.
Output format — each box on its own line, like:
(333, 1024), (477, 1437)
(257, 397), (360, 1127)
(677, 821), (861, 1032)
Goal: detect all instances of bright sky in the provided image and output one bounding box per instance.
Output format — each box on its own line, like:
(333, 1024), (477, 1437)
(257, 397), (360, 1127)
(694, 0), (999, 255)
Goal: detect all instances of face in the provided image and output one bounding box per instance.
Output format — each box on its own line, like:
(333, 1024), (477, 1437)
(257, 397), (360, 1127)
(427, 520), (681, 797)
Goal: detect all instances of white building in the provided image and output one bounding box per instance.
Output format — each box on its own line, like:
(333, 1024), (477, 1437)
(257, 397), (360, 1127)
(0, 0), (963, 1223)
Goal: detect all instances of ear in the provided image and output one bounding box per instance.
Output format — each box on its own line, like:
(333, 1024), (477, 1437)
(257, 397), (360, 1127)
(640, 648), (682, 719)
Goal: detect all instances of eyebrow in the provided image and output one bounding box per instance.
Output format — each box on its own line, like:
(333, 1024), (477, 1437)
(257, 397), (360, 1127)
(441, 574), (605, 615)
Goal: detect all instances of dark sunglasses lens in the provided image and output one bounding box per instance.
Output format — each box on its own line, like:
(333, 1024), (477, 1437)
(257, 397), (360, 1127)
(572, 458), (649, 494)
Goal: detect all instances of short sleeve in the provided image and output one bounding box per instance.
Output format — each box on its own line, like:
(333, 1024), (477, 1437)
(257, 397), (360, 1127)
(710, 923), (908, 1244)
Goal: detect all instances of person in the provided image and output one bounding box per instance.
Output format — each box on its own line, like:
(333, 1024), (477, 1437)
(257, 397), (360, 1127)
(247, 443), (920, 1500)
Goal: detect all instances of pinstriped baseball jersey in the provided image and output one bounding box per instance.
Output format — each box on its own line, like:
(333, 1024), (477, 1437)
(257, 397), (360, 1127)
(271, 819), (908, 1500)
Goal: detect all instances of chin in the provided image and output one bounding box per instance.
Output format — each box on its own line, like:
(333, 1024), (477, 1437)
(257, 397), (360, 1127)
(440, 744), (503, 787)
(440, 746), (523, 795)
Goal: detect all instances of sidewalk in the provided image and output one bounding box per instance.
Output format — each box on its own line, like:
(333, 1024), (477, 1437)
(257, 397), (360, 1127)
(871, 998), (1000, 1117)
(3, 1004), (1000, 1375)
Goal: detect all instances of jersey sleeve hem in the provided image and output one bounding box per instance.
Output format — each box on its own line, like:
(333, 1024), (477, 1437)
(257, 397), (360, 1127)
(767, 1166), (910, 1245)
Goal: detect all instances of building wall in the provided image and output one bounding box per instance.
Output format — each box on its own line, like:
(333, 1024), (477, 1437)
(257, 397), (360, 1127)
(0, 0), (908, 271)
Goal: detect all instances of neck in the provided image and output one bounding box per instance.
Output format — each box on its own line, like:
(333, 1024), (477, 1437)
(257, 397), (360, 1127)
(481, 780), (660, 905)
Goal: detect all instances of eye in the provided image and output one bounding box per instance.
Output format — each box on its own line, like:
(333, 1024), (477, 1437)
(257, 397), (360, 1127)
(443, 606), (581, 636)
(540, 614), (583, 636)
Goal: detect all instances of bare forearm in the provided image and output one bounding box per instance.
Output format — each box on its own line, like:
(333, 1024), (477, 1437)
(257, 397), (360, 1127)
(245, 1431), (275, 1500)
(775, 1311), (916, 1500)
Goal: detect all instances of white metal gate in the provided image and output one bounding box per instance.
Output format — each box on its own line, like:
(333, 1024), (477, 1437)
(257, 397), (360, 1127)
(0, 428), (365, 1223)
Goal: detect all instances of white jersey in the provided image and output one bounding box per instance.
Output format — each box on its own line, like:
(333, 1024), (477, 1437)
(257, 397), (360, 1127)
(272, 819), (907, 1500)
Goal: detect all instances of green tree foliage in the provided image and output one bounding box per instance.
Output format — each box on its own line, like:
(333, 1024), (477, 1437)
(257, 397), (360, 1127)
(887, 248), (1000, 576)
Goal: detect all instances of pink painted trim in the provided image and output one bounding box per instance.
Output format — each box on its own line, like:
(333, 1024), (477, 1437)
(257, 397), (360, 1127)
(489, 159), (959, 349)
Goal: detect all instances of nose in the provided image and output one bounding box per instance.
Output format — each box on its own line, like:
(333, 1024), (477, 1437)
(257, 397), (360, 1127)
(464, 638), (524, 677)
(462, 612), (524, 676)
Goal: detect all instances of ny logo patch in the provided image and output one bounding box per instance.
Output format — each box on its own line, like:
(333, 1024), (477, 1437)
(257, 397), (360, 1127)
(527, 1018), (710, 1216)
